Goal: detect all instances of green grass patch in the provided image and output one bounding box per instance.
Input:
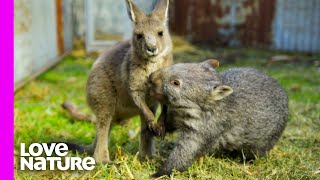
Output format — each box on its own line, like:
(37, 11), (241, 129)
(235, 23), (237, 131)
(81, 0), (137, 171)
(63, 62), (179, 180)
(15, 45), (320, 179)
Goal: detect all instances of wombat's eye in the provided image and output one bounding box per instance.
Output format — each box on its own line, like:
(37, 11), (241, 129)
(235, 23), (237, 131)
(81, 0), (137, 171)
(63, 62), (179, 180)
(136, 34), (143, 39)
(158, 31), (163, 37)
(171, 80), (180, 87)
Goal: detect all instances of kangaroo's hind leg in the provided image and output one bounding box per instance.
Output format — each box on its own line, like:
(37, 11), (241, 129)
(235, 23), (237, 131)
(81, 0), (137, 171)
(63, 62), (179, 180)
(87, 65), (116, 163)
(91, 113), (114, 163)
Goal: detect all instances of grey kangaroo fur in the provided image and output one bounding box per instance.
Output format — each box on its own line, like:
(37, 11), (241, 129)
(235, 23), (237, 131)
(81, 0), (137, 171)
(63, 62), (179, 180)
(65, 0), (173, 163)
(149, 60), (288, 177)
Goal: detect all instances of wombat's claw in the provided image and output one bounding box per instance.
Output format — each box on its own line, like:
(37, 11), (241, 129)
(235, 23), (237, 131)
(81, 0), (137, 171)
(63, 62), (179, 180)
(150, 173), (162, 179)
(150, 170), (170, 178)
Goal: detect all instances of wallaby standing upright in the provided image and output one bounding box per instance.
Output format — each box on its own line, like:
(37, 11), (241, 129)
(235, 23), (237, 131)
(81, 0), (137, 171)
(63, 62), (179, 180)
(148, 60), (288, 177)
(65, 0), (172, 163)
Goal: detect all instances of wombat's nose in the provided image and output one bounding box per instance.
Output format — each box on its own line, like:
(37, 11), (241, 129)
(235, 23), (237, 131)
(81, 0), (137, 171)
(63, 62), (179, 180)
(146, 46), (158, 56)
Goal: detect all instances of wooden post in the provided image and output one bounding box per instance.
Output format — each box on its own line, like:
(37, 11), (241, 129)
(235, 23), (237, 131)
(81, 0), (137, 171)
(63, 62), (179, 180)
(56, 0), (64, 55)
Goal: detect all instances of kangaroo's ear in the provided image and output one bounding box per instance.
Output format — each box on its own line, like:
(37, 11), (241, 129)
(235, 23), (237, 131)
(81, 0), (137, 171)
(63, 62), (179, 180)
(209, 85), (233, 101)
(125, 0), (145, 22)
(152, 0), (169, 22)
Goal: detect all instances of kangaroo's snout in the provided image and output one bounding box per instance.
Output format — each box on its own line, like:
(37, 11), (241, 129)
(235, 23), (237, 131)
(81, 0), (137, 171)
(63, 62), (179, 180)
(146, 46), (158, 56)
(145, 35), (159, 56)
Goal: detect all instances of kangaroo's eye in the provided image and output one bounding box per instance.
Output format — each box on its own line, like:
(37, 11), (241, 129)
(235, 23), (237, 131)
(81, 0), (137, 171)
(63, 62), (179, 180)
(171, 80), (180, 87)
(136, 34), (143, 39)
(158, 31), (163, 37)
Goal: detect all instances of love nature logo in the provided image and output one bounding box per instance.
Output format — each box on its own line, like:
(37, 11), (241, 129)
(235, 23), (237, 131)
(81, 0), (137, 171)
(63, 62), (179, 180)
(20, 143), (95, 171)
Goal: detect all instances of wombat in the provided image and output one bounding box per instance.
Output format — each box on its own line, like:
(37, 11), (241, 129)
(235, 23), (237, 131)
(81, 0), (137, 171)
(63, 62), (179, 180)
(149, 60), (288, 177)
(64, 0), (173, 163)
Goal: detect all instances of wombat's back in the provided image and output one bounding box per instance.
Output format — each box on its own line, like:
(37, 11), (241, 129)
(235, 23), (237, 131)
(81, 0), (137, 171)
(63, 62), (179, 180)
(220, 68), (288, 153)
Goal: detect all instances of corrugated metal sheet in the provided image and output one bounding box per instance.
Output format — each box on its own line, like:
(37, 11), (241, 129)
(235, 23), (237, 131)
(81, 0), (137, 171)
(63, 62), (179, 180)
(63, 0), (73, 50)
(170, 0), (319, 53)
(14, 0), (33, 86)
(14, 0), (73, 88)
(14, 0), (72, 89)
(170, 0), (275, 47)
(273, 0), (320, 53)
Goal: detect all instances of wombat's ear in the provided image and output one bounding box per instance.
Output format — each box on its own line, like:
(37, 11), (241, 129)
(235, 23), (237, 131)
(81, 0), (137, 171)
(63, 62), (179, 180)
(125, 0), (145, 22)
(209, 85), (233, 101)
(151, 0), (169, 22)
(205, 59), (220, 68)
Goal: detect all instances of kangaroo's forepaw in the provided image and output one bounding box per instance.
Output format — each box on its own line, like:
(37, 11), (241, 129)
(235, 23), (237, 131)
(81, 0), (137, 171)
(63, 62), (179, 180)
(147, 121), (159, 136)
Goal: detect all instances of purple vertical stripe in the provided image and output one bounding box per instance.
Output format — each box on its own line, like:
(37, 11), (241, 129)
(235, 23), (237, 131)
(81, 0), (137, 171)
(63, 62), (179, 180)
(0, 0), (14, 179)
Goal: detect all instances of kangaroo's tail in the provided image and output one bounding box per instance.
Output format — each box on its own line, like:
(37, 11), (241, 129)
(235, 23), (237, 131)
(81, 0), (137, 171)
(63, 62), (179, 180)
(62, 101), (96, 123)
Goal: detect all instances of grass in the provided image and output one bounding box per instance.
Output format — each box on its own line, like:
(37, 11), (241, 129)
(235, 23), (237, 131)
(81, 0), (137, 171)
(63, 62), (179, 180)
(14, 38), (320, 179)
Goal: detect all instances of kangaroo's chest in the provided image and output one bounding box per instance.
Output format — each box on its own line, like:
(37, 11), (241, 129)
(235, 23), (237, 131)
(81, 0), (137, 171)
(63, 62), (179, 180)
(146, 59), (164, 74)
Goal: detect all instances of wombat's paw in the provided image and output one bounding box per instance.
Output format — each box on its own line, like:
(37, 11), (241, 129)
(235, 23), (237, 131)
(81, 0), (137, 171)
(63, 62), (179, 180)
(150, 170), (171, 178)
